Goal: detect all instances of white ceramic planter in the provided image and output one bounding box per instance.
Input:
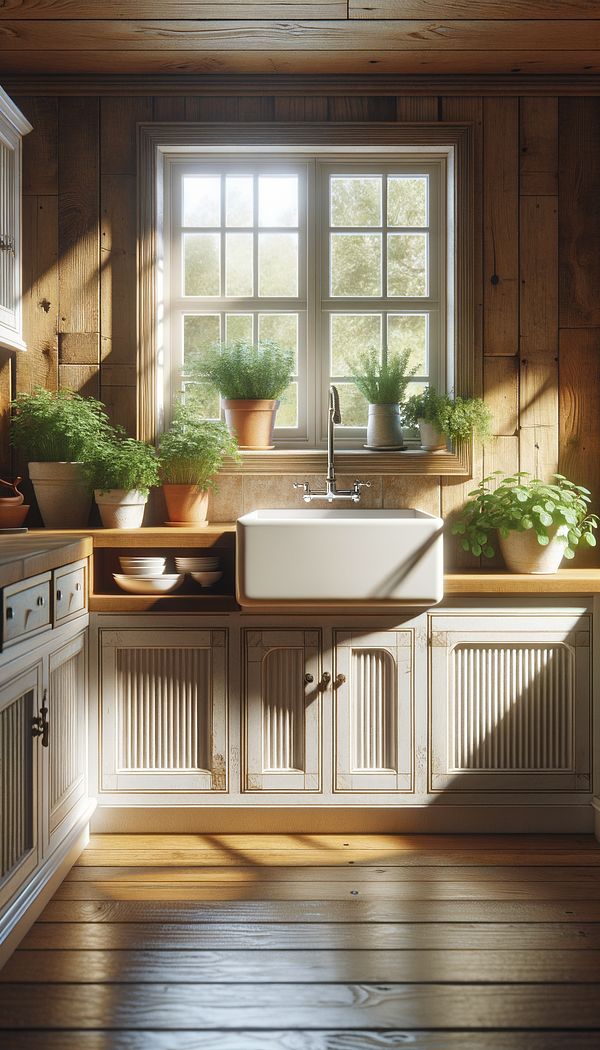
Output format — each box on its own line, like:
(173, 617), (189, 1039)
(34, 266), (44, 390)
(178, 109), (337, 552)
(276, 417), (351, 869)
(28, 461), (91, 528)
(418, 420), (447, 451)
(366, 404), (404, 449)
(95, 489), (147, 529)
(499, 528), (565, 574)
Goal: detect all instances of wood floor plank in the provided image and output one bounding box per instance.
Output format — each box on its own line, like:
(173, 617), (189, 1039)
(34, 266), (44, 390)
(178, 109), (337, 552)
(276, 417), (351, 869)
(20, 921), (600, 951)
(2, 981), (600, 1030)
(64, 863), (600, 883)
(5, 1033), (600, 1050)
(52, 878), (600, 901)
(37, 898), (600, 922)
(86, 834), (600, 852)
(77, 849), (600, 867)
(3, 948), (600, 984)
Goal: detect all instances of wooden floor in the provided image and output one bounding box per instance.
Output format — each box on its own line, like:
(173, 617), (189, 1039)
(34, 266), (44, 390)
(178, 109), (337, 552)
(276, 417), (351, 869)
(2, 835), (600, 1047)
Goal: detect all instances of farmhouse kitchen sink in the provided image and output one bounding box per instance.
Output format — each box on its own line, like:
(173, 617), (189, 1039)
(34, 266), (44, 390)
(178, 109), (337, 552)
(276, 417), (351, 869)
(236, 508), (444, 607)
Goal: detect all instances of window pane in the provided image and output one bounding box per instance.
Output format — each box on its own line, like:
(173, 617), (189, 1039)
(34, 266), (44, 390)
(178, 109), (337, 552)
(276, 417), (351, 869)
(330, 177), (382, 227)
(258, 233), (298, 297)
(259, 176), (298, 227)
(225, 233), (253, 297)
(388, 176), (428, 227)
(330, 313), (382, 374)
(226, 176), (253, 227)
(330, 234), (381, 297)
(259, 313), (298, 369)
(387, 233), (427, 297)
(275, 382), (298, 428)
(183, 314), (221, 358)
(184, 233), (220, 296)
(336, 381), (368, 428)
(226, 314), (253, 343)
(183, 381), (221, 420)
(183, 176), (221, 227)
(387, 313), (428, 374)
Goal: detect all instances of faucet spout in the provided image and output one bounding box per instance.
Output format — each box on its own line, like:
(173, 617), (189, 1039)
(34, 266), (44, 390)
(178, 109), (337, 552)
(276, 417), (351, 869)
(293, 383), (370, 504)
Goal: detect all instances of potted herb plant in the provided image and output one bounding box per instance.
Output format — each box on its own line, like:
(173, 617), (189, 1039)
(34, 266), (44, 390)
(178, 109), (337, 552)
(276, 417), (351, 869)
(200, 340), (295, 450)
(10, 388), (112, 527)
(452, 472), (598, 574)
(82, 431), (160, 529)
(349, 348), (417, 449)
(401, 388), (492, 451)
(158, 402), (239, 525)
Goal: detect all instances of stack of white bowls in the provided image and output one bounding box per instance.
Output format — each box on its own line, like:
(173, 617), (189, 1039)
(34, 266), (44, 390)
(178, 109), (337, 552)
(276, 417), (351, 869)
(113, 556), (184, 594)
(175, 555), (223, 588)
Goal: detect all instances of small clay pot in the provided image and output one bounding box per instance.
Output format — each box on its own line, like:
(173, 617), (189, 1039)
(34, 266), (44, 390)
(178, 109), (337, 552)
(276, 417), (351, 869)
(223, 399), (279, 450)
(163, 485), (209, 526)
(499, 528), (565, 574)
(0, 504), (29, 528)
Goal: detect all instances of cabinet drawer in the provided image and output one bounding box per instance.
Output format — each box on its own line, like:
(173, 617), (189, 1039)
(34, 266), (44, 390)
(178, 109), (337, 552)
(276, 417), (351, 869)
(2, 573), (51, 647)
(54, 561), (87, 625)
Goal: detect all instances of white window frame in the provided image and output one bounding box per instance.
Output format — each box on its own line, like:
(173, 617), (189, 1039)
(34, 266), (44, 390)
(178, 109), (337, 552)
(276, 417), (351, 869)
(138, 123), (474, 475)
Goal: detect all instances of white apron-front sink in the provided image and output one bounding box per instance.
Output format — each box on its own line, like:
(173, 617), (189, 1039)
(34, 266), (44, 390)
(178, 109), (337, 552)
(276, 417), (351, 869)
(236, 508), (443, 608)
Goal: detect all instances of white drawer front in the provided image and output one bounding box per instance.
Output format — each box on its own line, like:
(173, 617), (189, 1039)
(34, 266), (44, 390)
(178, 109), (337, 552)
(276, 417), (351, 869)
(54, 562), (87, 624)
(3, 575), (51, 645)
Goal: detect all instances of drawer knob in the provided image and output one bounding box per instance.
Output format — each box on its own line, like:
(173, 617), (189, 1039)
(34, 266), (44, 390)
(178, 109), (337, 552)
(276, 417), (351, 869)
(304, 673), (314, 685)
(36, 595), (45, 607)
(5, 606), (14, 621)
(75, 581), (81, 591)
(56, 589), (63, 602)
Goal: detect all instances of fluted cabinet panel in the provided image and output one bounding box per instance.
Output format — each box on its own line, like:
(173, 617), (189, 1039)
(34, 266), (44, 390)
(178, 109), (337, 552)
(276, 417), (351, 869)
(430, 612), (591, 793)
(46, 631), (87, 854)
(0, 664), (39, 914)
(263, 648), (305, 772)
(352, 649), (397, 772)
(117, 647), (211, 772)
(335, 630), (413, 793)
(452, 644), (573, 772)
(0, 693), (33, 878)
(101, 630), (228, 792)
(245, 630), (321, 792)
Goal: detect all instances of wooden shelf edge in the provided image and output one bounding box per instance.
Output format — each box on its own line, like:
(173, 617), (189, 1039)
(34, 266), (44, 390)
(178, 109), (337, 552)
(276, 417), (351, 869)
(90, 594), (239, 613)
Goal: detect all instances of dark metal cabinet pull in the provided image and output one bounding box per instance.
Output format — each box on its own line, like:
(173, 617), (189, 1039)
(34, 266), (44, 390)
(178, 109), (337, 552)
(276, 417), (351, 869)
(32, 691), (49, 748)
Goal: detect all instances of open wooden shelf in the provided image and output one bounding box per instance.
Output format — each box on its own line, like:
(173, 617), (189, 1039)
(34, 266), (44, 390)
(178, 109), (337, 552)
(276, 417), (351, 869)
(89, 594), (239, 613)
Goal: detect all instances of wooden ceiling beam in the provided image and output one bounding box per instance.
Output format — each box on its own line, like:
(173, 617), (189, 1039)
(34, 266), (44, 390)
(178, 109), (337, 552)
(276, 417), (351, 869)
(1, 0), (597, 17)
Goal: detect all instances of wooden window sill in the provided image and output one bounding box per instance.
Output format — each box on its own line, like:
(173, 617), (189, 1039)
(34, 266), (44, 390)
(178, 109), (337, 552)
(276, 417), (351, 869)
(219, 446), (471, 476)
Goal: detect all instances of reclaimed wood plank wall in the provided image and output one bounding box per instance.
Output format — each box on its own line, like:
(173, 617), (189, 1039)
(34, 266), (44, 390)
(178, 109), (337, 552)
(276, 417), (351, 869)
(4, 86), (600, 567)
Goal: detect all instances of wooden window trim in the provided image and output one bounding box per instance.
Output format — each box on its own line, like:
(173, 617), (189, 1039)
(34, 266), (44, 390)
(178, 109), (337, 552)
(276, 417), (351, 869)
(138, 121), (475, 476)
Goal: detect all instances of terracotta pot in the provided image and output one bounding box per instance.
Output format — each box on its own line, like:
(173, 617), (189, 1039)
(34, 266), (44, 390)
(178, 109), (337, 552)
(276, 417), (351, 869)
(499, 528), (565, 574)
(366, 404), (404, 449)
(94, 489), (148, 529)
(163, 484), (209, 526)
(28, 461), (91, 528)
(223, 399), (279, 450)
(0, 503), (29, 528)
(418, 420), (447, 451)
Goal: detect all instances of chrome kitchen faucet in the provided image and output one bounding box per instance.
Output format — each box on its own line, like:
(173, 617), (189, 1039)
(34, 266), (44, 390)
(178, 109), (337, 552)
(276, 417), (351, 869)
(293, 385), (369, 503)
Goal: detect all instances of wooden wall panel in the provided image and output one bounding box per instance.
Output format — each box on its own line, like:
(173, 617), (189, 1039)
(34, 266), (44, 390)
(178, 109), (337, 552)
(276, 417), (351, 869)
(6, 85), (599, 569)
(57, 96), (100, 395)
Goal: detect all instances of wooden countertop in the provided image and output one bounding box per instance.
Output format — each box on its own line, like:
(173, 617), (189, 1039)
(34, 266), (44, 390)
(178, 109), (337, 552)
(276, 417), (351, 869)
(18, 529), (600, 597)
(0, 534), (93, 589)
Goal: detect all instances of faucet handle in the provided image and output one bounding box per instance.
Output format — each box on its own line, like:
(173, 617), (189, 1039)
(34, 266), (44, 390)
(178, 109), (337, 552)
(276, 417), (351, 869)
(293, 481), (312, 503)
(351, 479), (370, 503)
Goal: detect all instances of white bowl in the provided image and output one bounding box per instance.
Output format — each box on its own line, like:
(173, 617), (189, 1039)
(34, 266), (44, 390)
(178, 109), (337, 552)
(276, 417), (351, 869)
(113, 573), (185, 595)
(176, 561), (219, 571)
(119, 560), (166, 567)
(190, 571), (223, 588)
(118, 566), (167, 577)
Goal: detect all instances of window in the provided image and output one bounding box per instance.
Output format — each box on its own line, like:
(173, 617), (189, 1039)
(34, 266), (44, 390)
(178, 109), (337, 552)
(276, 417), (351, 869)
(139, 124), (473, 472)
(162, 151), (448, 449)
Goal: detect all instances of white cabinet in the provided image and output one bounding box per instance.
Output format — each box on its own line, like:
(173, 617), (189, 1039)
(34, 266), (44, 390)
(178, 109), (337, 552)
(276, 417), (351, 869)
(244, 629), (321, 792)
(0, 87), (32, 352)
(0, 663), (42, 914)
(44, 631), (88, 857)
(430, 610), (591, 793)
(100, 628), (228, 793)
(333, 628), (414, 793)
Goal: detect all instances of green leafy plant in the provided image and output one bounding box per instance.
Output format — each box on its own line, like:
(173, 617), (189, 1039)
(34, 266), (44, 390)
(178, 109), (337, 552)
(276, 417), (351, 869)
(158, 402), (240, 488)
(196, 340), (295, 401)
(452, 472), (599, 559)
(401, 388), (492, 442)
(10, 388), (112, 463)
(349, 349), (418, 404)
(82, 432), (160, 496)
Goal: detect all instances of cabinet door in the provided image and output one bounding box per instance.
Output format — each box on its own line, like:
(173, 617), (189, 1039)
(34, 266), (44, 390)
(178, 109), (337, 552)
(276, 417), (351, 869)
(44, 631), (87, 857)
(0, 664), (41, 912)
(0, 91), (30, 351)
(101, 629), (228, 792)
(334, 630), (414, 792)
(430, 612), (591, 792)
(244, 629), (321, 792)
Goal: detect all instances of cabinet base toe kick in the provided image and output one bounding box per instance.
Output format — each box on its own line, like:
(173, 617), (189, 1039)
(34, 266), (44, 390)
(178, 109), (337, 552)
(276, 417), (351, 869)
(0, 799), (95, 969)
